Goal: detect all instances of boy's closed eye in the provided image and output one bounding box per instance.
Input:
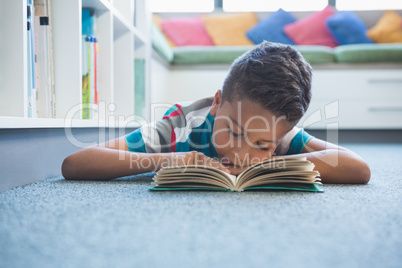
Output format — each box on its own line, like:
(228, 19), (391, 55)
(228, 127), (242, 137)
(257, 142), (270, 151)
(228, 127), (272, 151)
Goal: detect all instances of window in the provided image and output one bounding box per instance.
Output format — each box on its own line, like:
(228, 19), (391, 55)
(222, 0), (328, 12)
(150, 0), (214, 13)
(336, 0), (402, 10)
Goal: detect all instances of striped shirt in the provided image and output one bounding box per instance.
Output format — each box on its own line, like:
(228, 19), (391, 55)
(125, 96), (313, 157)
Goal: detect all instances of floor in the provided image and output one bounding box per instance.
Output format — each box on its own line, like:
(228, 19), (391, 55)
(0, 143), (401, 268)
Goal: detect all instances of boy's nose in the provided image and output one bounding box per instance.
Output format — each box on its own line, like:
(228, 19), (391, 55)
(231, 145), (250, 165)
(230, 145), (271, 166)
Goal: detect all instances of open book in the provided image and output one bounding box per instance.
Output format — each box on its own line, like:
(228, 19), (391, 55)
(150, 157), (323, 192)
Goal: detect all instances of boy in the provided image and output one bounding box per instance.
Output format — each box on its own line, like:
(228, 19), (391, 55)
(62, 42), (371, 184)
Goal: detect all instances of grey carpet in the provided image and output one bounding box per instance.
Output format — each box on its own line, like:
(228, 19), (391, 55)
(1, 144), (401, 268)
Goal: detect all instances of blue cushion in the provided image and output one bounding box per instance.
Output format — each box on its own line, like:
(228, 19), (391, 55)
(246, 9), (296, 45)
(326, 11), (373, 45)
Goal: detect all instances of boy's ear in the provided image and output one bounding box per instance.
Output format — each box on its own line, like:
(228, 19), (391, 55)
(210, 90), (222, 116)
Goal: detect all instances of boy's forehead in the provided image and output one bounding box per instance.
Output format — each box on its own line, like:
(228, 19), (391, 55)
(218, 100), (293, 140)
(221, 100), (284, 125)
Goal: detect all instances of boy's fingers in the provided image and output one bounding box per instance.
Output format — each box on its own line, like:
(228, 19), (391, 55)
(206, 157), (231, 173)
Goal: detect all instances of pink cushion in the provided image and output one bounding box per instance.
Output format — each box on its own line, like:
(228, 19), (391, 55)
(284, 6), (339, 47)
(161, 17), (214, 46)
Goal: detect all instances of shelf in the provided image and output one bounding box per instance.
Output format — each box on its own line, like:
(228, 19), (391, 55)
(112, 7), (135, 39)
(0, 116), (141, 129)
(82, 0), (111, 11)
(134, 27), (148, 47)
(0, 0), (151, 129)
(112, 6), (147, 45)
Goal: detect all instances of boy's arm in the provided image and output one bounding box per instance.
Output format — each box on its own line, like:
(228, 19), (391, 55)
(62, 147), (161, 180)
(61, 137), (230, 180)
(284, 138), (371, 184)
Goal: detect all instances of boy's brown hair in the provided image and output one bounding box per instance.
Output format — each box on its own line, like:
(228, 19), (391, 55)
(221, 41), (313, 124)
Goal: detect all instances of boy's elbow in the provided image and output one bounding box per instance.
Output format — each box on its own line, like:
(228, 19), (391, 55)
(353, 159), (371, 184)
(61, 155), (78, 180)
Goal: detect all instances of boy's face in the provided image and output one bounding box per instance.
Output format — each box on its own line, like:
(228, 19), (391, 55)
(210, 90), (294, 170)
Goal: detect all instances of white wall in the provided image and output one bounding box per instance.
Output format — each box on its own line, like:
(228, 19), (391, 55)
(151, 60), (229, 104)
(151, 59), (229, 120)
(166, 68), (228, 102)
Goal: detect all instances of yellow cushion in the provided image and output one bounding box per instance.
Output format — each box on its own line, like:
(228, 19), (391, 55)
(152, 14), (176, 47)
(367, 11), (402, 43)
(202, 12), (257, 46)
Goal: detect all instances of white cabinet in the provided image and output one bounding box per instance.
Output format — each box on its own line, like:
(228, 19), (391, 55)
(301, 69), (402, 129)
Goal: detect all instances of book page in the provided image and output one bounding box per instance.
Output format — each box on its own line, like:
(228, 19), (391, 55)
(241, 172), (321, 189)
(155, 165), (235, 189)
(237, 157), (307, 183)
(236, 157), (320, 190)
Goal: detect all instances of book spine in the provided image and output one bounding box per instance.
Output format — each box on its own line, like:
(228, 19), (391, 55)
(82, 36), (90, 119)
(89, 36), (95, 119)
(27, 4), (33, 118)
(93, 37), (99, 120)
(47, 0), (56, 118)
(33, 0), (52, 118)
(82, 8), (98, 120)
(134, 59), (146, 116)
(31, 3), (38, 118)
(35, 16), (52, 118)
(82, 8), (95, 36)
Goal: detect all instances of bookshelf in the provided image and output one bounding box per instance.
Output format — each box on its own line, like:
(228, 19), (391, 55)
(0, 0), (151, 129)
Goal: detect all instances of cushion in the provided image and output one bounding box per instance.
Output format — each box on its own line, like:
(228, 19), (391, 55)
(161, 17), (214, 46)
(334, 43), (402, 63)
(293, 45), (336, 64)
(151, 25), (174, 63)
(246, 9), (296, 45)
(284, 6), (339, 47)
(152, 15), (176, 47)
(326, 11), (373, 45)
(171, 45), (335, 65)
(202, 12), (258, 46)
(173, 46), (253, 65)
(366, 11), (402, 43)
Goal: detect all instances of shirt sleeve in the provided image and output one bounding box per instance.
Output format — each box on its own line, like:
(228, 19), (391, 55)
(274, 127), (314, 156)
(125, 104), (184, 153)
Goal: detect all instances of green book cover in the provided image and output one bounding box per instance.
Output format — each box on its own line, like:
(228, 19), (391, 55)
(150, 184), (324, 193)
(150, 157), (324, 193)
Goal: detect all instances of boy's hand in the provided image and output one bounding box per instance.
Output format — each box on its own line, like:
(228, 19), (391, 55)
(164, 151), (231, 174)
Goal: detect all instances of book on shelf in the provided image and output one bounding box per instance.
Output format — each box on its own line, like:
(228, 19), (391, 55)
(82, 8), (96, 36)
(47, 0), (56, 118)
(89, 36), (98, 119)
(33, 0), (55, 118)
(134, 59), (146, 116)
(82, 8), (98, 119)
(27, 2), (37, 118)
(94, 37), (98, 119)
(82, 35), (90, 119)
(151, 156), (323, 192)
